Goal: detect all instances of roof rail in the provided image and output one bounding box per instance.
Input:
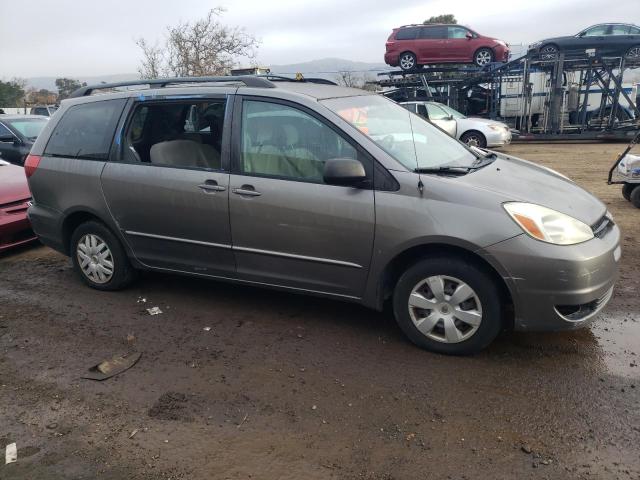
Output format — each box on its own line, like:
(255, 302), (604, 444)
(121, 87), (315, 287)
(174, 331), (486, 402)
(68, 75), (276, 98)
(257, 74), (338, 86)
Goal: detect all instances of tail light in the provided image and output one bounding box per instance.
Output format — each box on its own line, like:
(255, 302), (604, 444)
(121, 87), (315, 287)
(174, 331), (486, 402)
(24, 154), (41, 178)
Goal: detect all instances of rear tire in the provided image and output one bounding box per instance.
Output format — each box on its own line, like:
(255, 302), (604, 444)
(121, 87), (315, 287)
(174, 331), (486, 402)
(540, 44), (559, 61)
(399, 52), (418, 71)
(460, 130), (487, 148)
(630, 185), (640, 209)
(625, 45), (640, 60)
(622, 183), (637, 202)
(70, 221), (136, 291)
(392, 257), (503, 355)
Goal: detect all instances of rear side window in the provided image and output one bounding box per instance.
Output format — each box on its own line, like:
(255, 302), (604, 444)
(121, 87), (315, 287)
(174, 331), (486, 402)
(44, 99), (125, 160)
(420, 26), (447, 39)
(396, 27), (419, 40)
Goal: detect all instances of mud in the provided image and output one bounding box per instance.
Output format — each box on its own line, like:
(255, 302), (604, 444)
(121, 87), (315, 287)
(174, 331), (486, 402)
(0, 143), (638, 479)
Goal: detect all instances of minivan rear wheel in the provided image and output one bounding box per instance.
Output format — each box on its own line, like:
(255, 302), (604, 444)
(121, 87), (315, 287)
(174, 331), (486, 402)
(622, 183), (637, 201)
(393, 257), (503, 355)
(70, 221), (136, 290)
(399, 52), (417, 71)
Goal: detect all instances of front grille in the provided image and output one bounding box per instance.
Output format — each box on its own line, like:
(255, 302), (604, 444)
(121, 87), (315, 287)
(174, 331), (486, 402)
(591, 215), (613, 239)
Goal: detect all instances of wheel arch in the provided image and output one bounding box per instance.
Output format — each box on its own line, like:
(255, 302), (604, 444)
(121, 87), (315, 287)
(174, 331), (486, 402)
(376, 242), (515, 328)
(60, 208), (114, 255)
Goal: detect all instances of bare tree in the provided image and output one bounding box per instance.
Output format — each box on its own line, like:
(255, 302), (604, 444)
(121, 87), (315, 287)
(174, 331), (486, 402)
(136, 39), (164, 79)
(136, 8), (259, 79)
(335, 71), (362, 88)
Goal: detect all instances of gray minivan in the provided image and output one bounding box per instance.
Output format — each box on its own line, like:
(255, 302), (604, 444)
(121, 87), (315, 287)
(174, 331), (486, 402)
(25, 76), (620, 355)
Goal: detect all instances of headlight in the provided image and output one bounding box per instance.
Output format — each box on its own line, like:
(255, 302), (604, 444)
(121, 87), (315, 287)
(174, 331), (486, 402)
(488, 124), (505, 131)
(503, 202), (594, 245)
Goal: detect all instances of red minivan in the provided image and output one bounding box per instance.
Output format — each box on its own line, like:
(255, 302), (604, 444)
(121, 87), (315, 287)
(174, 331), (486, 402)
(385, 24), (510, 70)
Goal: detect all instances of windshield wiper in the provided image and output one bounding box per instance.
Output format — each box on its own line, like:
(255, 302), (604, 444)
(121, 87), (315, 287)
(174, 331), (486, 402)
(414, 166), (475, 175)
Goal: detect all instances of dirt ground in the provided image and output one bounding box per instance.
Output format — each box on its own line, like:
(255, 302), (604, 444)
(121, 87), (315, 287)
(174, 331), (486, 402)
(1, 143), (639, 480)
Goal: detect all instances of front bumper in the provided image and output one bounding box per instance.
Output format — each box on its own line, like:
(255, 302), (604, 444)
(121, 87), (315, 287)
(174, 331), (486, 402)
(481, 223), (620, 331)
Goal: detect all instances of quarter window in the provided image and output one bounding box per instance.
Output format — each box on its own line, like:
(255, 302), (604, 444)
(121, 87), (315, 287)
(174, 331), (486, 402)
(123, 100), (226, 170)
(44, 99), (126, 160)
(396, 27), (419, 40)
(240, 100), (360, 183)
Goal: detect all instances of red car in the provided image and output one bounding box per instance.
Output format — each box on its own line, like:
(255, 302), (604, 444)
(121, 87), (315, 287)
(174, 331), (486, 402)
(0, 160), (37, 252)
(385, 24), (510, 70)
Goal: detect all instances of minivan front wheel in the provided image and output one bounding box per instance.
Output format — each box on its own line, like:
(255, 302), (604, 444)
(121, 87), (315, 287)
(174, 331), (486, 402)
(70, 221), (135, 290)
(393, 257), (502, 355)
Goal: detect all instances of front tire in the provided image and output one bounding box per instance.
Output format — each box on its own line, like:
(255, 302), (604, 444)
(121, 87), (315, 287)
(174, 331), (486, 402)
(70, 221), (136, 290)
(392, 257), (503, 355)
(460, 130), (487, 148)
(474, 48), (494, 67)
(630, 185), (640, 209)
(399, 52), (417, 71)
(622, 183), (637, 202)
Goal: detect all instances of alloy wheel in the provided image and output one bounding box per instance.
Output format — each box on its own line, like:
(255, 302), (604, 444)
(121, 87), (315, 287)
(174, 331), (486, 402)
(626, 46), (640, 59)
(464, 134), (482, 146)
(540, 45), (558, 61)
(400, 53), (416, 70)
(475, 50), (492, 66)
(76, 234), (114, 284)
(408, 275), (483, 344)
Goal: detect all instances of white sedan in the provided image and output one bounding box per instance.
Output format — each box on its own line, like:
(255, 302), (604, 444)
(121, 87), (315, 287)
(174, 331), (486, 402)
(400, 101), (512, 148)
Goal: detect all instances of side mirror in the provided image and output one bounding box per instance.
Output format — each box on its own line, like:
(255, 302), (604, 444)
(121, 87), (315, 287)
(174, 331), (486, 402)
(465, 32), (473, 39)
(323, 158), (367, 186)
(0, 134), (16, 143)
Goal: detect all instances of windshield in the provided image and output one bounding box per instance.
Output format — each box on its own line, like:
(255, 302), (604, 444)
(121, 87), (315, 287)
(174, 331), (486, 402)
(322, 95), (476, 170)
(5, 118), (48, 140)
(438, 104), (466, 119)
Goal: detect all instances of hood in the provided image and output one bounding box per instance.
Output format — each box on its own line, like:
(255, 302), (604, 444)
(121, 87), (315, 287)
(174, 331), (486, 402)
(0, 163), (31, 205)
(457, 153), (606, 226)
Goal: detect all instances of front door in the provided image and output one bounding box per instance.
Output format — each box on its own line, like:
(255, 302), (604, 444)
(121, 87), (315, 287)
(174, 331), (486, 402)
(423, 104), (457, 137)
(228, 97), (375, 299)
(101, 96), (236, 276)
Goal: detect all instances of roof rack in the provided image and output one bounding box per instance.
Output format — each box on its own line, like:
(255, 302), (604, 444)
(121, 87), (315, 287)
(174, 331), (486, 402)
(68, 75), (276, 98)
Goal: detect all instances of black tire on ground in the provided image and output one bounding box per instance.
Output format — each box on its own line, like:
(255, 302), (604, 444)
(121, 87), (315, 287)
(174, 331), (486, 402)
(473, 48), (494, 67)
(622, 183), (637, 202)
(70, 220), (136, 291)
(630, 185), (640, 209)
(399, 51), (417, 71)
(460, 130), (487, 148)
(392, 256), (503, 355)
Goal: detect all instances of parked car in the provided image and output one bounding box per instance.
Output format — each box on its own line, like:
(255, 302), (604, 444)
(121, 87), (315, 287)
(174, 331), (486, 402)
(385, 24), (510, 71)
(26, 76), (619, 355)
(0, 160), (38, 252)
(400, 101), (512, 147)
(529, 23), (640, 61)
(0, 115), (49, 165)
(30, 105), (59, 117)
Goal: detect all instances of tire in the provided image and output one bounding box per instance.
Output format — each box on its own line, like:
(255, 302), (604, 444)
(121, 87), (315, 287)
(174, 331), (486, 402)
(460, 130), (487, 148)
(631, 185), (640, 209)
(625, 45), (640, 60)
(399, 52), (417, 71)
(70, 220), (136, 290)
(540, 44), (559, 61)
(392, 256), (503, 355)
(473, 48), (494, 67)
(622, 183), (637, 202)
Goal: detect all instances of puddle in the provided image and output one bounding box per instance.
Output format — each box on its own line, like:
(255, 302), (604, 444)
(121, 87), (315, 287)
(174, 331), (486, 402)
(591, 309), (640, 379)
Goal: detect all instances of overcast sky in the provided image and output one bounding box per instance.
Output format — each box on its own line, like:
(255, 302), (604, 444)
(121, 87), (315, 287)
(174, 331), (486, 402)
(0, 0), (638, 78)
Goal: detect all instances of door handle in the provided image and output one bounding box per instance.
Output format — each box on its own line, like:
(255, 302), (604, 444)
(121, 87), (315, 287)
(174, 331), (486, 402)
(198, 180), (226, 193)
(232, 185), (262, 197)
